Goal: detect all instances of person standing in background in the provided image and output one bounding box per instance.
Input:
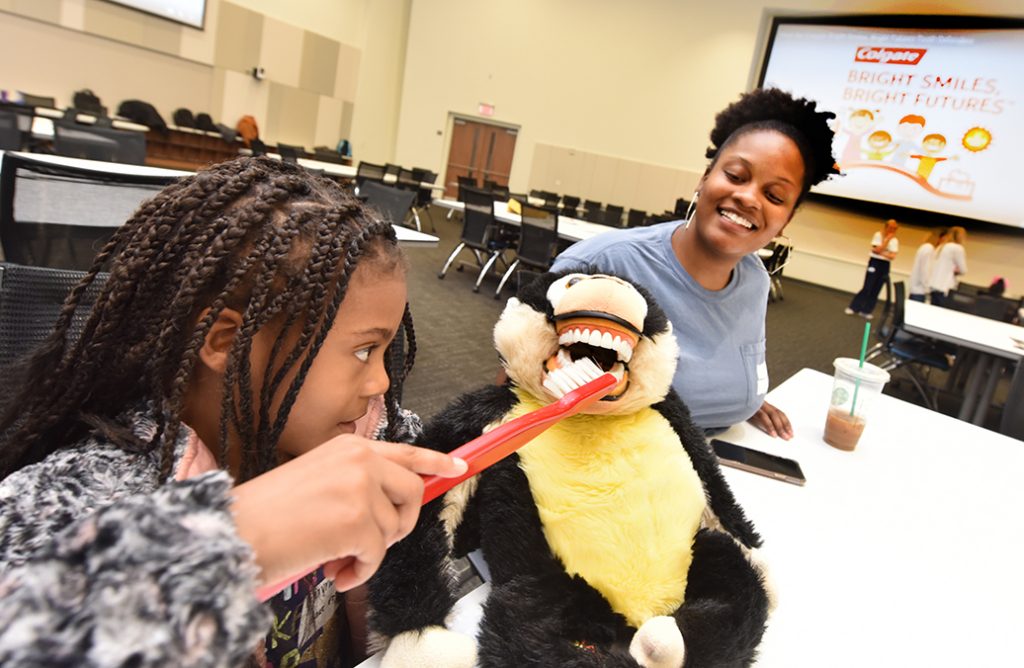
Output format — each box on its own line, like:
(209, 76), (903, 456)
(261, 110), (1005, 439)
(929, 226), (968, 307)
(908, 227), (948, 302)
(846, 218), (899, 318)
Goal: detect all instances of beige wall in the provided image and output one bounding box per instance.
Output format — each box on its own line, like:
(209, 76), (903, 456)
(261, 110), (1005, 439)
(0, 10), (214, 116)
(395, 0), (1024, 296)
(347, 0), (411, 165)
(0, 0), (407, 156)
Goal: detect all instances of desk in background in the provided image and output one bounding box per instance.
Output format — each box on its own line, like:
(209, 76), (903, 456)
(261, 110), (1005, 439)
(902, 299), (1024, 426)
(359, 368), (1024, 667)
(432, 198), (612, 243)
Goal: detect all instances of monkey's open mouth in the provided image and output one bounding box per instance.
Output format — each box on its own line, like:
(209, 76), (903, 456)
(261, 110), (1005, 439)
(543, 313), (639, 400)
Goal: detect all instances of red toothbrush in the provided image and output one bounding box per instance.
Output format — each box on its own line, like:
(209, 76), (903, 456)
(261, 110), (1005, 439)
(255, 358), (617, 601)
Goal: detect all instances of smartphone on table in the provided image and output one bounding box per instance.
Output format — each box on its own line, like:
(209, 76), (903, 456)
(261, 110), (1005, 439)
(710, 439), (806, 486)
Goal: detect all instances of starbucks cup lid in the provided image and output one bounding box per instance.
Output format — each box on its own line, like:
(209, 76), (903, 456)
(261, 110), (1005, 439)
(833, 357), (890, 385)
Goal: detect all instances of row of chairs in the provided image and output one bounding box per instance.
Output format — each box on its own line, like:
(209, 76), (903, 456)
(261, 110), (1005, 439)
(866, 281), (1021, 427)
(455, 178), (658, 229)
(438, 186), (559, 299)
(357, 162), (438, 232)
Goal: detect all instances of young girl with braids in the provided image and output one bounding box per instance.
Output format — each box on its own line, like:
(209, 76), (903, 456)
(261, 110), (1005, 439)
(553, 88), (839, 439)
(0, 157), (467, 667)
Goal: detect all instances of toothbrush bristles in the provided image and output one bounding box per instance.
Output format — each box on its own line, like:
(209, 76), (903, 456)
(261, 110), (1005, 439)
(543, 357), (606, 398)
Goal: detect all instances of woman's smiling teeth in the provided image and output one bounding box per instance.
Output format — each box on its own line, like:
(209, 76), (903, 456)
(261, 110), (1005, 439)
(720, 208), (755, 230)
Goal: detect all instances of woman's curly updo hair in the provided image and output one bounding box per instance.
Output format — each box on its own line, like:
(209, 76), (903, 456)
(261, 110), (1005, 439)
(706, 87), (840, 201)
(0, 157), (415, 482)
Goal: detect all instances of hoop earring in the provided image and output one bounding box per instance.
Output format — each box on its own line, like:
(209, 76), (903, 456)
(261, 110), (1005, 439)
(683, 192), (699, 229)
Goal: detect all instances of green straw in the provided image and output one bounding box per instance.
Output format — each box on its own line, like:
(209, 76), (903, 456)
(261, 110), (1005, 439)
(850, 321), (872, 417)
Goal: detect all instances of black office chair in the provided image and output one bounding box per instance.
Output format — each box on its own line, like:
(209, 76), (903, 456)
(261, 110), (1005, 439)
(0, 109), (28, 151)
(438, 186), (509, 292)
(870, 281), (952, 410)
(53, 121), (146, 165)
(359, 180), (416, 230)
(457, 174), (478, 189)
(0, 262), (108, 373)
(582, 199), (603, 223)
(494, 203), (559, 299)
(626, 209), (648, 228)
(762, 241), (792, 303)
(250, 138), (268, 157)
(537, 190), (560, 208)
(18, 92), (56, 109)
(944, 290), (977, 314)
(674, 197), (692, 217)
(383, 163), (402, 180)
(396, 168), (418, 190)
(560, 195), (581, 217)
(0, 152), (176, 271)
(277, 143), (305, 164)
(312, 146), (345, 164)
(970, 295), (1017, 323)
(483, 180), (510, 199)
(601, 205), (624, 228)
(355, 161), (386, 194)
(408, 168), (438, 232)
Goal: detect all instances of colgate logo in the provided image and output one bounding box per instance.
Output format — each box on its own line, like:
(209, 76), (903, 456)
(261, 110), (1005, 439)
(855, 46), (926, 65)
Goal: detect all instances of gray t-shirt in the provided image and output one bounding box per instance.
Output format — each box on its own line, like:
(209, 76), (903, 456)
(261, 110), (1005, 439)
(551, 222), (770, 431)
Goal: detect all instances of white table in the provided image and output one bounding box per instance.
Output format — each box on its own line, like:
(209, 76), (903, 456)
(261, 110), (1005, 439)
(0, 149), (190, 178)
(241, 152), (445, 193)
(432, 198), (612, 243)
(30, 109), (150, 139)
(715, 368), (1024, 666)
(902, 299), (1024, 424)
(359, 368), (1024, 667)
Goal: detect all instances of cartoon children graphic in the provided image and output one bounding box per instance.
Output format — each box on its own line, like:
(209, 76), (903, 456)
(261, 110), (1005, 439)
(839, 108), (875, 167)
(863, 130), (896, 161)
(892, 114), (926, 167)
(910, 133), (949, 181)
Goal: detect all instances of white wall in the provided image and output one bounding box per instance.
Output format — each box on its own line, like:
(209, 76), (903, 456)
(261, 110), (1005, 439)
(395, 0), (1024, 295)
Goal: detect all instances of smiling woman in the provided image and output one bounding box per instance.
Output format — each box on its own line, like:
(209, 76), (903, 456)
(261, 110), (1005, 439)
(552, 88), (839, 438)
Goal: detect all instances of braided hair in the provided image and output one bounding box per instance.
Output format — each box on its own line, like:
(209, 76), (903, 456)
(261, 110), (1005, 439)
(705, 88), (840, 201)
(0, 157), (415, 482)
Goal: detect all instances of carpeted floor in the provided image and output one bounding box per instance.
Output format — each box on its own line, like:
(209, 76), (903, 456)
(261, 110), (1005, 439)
(398, 205), (1004, 431)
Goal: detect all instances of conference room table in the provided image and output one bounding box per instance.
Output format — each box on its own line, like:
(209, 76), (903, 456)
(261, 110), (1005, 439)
(29, 107), (151, 139)
(358, 367), (1024, 667)
(238, 150), (445, 192)
(902, 298), (1024, 425)
(0, 151), (438, 247)
(432, 197), (613, 242)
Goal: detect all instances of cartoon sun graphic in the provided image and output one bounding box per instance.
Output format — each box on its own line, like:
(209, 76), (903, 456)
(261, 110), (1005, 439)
(962, 127), (993, 153)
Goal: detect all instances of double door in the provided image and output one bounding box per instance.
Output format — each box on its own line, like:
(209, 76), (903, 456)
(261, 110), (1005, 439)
(443, 117), (518, 198)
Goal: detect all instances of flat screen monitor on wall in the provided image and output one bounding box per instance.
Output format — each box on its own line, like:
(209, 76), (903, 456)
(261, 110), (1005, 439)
(104, 0), (206, 29)
(757, 15), (1024, 229)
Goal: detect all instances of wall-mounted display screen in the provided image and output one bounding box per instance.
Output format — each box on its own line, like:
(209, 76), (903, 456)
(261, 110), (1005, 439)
(105, 0), (206, 29)
(758, 16), (1024, 228)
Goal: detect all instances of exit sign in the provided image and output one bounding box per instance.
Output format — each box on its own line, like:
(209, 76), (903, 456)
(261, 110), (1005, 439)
(478, 102), (495, 117)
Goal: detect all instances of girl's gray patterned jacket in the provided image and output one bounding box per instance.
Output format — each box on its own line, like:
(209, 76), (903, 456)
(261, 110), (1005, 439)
(0, 403), (420, 667)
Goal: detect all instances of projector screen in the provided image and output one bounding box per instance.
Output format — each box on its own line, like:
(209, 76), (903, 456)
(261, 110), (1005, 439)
(758, 16), (1024, 229)
(105, 0), (206, 29)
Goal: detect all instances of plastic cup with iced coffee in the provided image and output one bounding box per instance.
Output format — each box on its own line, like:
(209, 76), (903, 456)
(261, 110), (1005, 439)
(823, 357), (890, 451)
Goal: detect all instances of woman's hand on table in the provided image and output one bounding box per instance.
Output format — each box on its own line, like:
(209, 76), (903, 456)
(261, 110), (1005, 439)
(748, 400), (793, 440)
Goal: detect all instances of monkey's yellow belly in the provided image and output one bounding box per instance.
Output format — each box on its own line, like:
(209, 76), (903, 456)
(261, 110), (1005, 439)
(513, 395), (706, 628)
